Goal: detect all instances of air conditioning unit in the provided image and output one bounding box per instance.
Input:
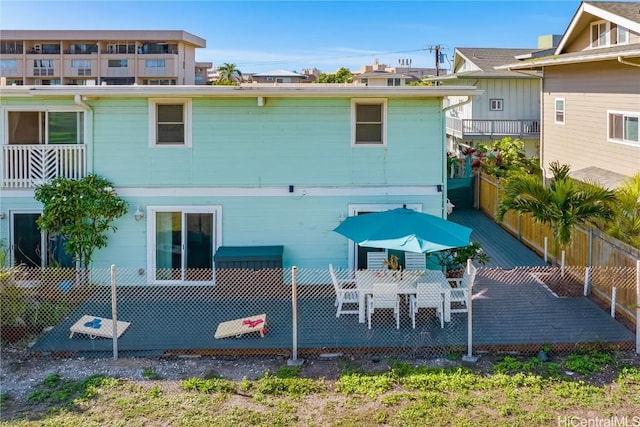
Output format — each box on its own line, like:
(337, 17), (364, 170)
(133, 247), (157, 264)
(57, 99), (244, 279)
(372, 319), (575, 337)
(34, 44), (41, 52)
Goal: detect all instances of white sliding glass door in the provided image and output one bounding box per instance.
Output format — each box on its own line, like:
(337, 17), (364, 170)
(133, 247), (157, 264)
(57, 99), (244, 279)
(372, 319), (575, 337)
(149, 206), (221, 284)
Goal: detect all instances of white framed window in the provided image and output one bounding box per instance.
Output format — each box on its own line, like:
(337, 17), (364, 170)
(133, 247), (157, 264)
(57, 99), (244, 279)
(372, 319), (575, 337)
(489, 99), (503, 111)
(591, 21), (628, 48)
(554, 98), (565, 124)
(149, 98), (191, 147)
(608, 111), (639, 146)
(387, 78), (401, 86)
(351, 98), (387, 146)
(5, 108), (85, 145)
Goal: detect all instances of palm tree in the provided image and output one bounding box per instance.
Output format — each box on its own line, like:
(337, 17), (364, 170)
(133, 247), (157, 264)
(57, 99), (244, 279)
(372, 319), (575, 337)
(497, 161), (615, 250)
(607, 173), (640, 249)
(217, 63), (242, 84)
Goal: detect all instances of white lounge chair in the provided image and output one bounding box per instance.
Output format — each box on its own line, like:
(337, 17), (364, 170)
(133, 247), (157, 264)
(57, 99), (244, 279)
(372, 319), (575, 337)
(368, 283), (400, 329)
(329, 264), (359, 317)
(410, 283), (444, 329)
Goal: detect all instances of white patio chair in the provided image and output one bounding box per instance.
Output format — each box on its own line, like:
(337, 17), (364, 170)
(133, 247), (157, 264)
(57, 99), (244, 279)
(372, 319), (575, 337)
(329, 264), (359, 317)
(410, 283), (444, 329)
(366, 252), (387, 270)
(367, 283), (400, 329)
(448, 264), (476, 314)
(404, 252), (425, 270)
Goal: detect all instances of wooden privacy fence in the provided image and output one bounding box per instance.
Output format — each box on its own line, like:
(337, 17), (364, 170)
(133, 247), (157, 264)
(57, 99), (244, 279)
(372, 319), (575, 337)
(478, 171), (640, 328)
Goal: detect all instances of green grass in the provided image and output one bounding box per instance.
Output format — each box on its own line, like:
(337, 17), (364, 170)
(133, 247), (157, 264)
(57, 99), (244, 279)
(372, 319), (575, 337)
(2, 355), (639, 426)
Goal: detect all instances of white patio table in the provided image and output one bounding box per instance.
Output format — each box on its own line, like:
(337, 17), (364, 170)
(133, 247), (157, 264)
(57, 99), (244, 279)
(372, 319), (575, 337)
(355, 270), (451, 324)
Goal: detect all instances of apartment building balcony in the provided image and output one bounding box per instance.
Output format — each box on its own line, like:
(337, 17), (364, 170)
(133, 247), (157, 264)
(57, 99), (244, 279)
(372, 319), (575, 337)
(2, 144), (87, 189)
(446, 117), (540, 140)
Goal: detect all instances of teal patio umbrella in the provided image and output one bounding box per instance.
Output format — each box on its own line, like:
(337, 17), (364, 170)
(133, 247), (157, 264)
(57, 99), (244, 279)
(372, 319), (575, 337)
(333, 207), (472, 254)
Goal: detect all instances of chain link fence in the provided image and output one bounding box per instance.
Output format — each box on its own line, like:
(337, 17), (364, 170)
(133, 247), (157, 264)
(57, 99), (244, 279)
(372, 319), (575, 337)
(1, 264), (637, 360)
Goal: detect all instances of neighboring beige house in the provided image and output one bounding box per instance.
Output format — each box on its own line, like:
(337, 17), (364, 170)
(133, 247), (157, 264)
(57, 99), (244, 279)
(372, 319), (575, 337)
(503, 1), (640, 188)
(430, 47), (545, 158)
(352, 71), (416, 87)
(0, 30), (207, 85)
(250, 70), (308, 83)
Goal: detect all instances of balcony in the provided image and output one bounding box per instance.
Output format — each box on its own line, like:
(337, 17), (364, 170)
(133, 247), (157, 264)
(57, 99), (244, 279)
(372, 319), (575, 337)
(2, 144), (87, 189)
(446, 117), (540, 140)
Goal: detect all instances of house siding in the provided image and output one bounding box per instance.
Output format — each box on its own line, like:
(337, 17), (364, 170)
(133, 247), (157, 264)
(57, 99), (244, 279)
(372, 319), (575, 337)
(542, 61), (640, 179)
(0, 92), (449, 271)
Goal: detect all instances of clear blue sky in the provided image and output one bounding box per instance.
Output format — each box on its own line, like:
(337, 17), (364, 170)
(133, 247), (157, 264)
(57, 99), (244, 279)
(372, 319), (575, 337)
(1, 1), (583, 73)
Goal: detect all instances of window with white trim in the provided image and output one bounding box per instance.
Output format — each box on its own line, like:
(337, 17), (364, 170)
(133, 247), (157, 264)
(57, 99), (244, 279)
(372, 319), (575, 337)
(591, 21), (629, 48)
(7, 110), (84, 145)
(608, 111), (639, 145)
(555, 98), (565, 124)
(489, 99), (503, 111)
(149, 98), (191, 147)
(352, 99), (387, 145)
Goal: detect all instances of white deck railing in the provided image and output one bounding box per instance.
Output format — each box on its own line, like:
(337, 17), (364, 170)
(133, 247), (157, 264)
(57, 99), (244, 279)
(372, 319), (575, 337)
(446, 117), (540, 139)
(2, 144), (87, 188)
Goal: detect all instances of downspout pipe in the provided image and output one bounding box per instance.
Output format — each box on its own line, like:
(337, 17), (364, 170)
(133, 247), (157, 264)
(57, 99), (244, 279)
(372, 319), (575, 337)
(618, 56), (640, 68)
(74, 94), (94, 175)
(441, 94), (476, 217)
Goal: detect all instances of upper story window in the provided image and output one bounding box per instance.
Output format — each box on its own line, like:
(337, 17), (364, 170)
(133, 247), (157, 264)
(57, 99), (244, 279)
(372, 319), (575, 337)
(0, 59), (17, 69)
(352, 99), (387, 146)
(71, 60), (91, 68)
(7, 110), (84, 145)
(0, 40), (23, 54)
(555, 98), (565, 124)
(608, 111), (639, 146)
(149, 98), (192, 147)
(33, 59), (54, 68)
(387, 78), (401, 86)
(489, 99), (503, 111)
(591, 21), (629, 48)
(145, 59), (166, 68)
(108, 59), (128, 68)
(41, 43), (60, 54)
(108, 43), (135, 54)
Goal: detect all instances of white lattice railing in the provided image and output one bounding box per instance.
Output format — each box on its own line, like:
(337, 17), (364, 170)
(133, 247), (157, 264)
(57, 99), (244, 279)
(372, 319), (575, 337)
(2, 144), (87, 188)
(446, 118), (540, 139)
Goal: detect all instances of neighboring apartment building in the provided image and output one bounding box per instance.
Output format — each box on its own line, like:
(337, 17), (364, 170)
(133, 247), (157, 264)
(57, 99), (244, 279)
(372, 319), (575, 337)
(430, 47), (544, 158)
(503, 1), (640, 188)
(0, 83), (480, 281)
(0, 30), (207, 85)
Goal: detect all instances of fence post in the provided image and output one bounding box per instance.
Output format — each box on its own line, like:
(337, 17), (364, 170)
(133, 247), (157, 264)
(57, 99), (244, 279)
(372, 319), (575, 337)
(611, 287), (617, 318)
(583, 267), (591, 296)
(111, 264), (118, 360)
(636, 260), (639, 355)
(462, 259), (477, 363)
(588, 229), (594, 268)
(288, 266), (303, 366)
(544, 237), (548, 263)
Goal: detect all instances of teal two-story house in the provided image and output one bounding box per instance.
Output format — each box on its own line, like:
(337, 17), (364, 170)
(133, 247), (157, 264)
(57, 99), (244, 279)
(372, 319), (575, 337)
(0, 84), (479, 284)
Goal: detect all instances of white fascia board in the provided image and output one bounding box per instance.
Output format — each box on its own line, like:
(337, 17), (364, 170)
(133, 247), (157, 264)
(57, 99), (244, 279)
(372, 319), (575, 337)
(505, 49), (640, 70)
(0, 85), (482, 99)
